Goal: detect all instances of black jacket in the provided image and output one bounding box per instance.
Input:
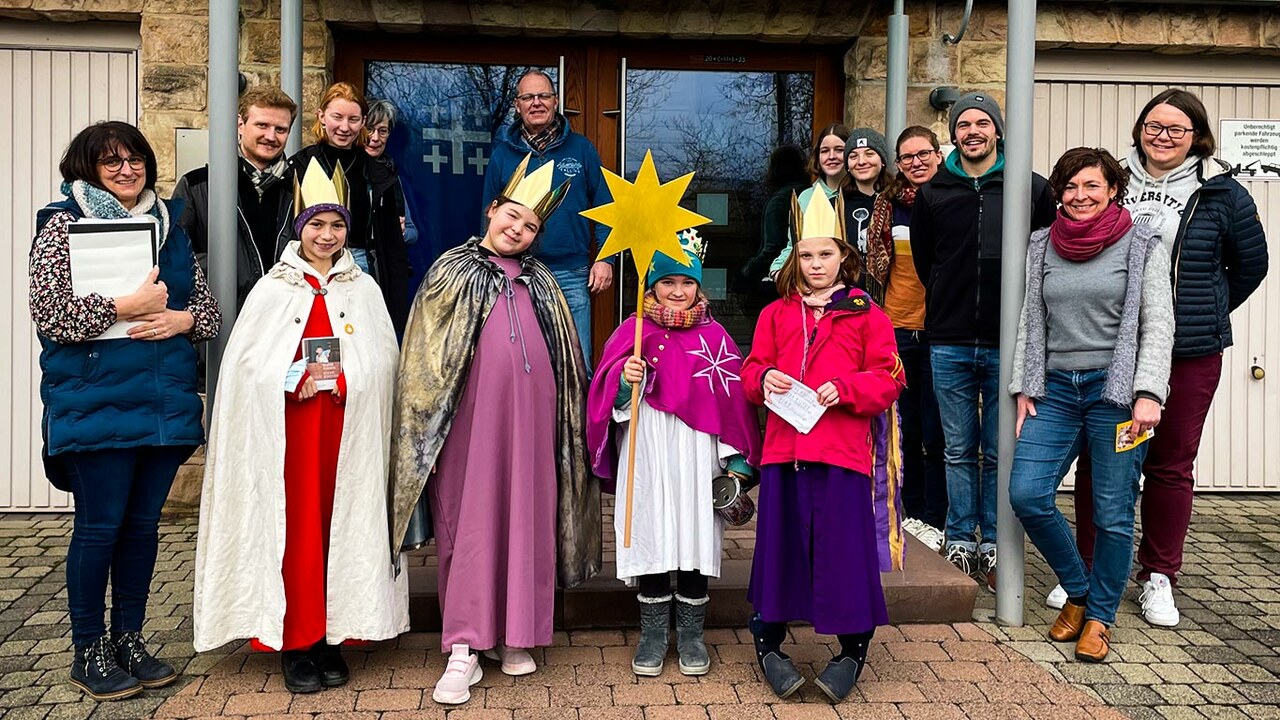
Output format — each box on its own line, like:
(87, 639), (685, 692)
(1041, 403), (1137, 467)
(910, 162), (1056, 346)
(173, 159), (292, 310)
(287, 144), (411, 336)
(1165, 159), (1268, 357)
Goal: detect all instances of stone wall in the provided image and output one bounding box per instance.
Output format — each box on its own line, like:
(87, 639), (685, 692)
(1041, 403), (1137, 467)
(0, 0), (334, 194)
(848, 1), (1280, 144)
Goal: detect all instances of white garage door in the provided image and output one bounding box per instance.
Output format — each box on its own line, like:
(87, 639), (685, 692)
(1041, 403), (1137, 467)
(0, 23), (140, 511)
(1035, 51), (1280, 492)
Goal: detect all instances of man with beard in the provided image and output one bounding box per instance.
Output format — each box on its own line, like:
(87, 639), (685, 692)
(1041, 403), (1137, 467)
(909, 93), (1056, 591)
(175, 84), (297, 309)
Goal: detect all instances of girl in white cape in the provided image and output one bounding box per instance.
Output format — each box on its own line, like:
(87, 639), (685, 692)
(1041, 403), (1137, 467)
(194, 158), (408, 693)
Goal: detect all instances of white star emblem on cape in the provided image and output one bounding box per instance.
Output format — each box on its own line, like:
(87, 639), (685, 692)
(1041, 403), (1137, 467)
(688, 333), (741, 396)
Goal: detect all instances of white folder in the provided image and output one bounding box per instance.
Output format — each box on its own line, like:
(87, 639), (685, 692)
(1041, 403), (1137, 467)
(67, 218), (159, 341)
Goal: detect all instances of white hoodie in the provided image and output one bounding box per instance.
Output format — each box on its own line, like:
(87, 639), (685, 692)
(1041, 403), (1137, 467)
(1122, 150), (1203, 256)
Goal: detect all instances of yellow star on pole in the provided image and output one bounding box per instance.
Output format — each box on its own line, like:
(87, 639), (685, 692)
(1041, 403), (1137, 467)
(579, 150), (712, 552)
(581, 150), (712, 276)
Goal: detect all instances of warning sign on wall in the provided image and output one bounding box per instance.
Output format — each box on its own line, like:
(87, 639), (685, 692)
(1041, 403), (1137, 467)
(1220, 119), (1280, 180)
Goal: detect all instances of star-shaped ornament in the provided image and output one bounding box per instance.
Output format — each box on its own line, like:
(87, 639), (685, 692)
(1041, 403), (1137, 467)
(688, 334), (742, 396)
(581, 150), (712, 276)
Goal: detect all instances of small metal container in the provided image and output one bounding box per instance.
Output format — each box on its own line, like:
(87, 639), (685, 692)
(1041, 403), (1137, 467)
(711, 472), (755, 526)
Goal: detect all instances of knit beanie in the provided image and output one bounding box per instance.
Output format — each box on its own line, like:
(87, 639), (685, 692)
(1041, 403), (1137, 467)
(949, 92), (1005, 140)
(845, 128), (890, 168)
(646, 250), (702, 288)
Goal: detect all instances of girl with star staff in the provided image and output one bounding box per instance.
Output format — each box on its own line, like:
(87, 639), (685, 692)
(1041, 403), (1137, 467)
(741, 182), (905, 702)
(587, 229), (761, 678)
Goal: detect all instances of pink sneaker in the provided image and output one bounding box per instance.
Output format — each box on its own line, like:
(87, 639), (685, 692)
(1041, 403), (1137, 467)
(432, 644), (481, 705)
(482, 645), (537, 676)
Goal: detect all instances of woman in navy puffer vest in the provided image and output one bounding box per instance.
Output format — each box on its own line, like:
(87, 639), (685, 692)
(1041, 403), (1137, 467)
(1068, 90), (1267, 630)
(29, 122), (220, 702)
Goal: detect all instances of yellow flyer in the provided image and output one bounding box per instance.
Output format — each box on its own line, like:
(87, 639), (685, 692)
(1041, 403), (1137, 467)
(1115, 420), (1154, 453)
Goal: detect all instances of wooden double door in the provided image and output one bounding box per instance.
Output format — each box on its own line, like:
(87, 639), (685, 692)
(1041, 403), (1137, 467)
(336, 35), (843, 361)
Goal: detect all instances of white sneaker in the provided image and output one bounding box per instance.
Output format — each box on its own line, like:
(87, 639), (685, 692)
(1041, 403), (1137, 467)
(917, 523), (945, 552)
(482, 645), (537, 676)
(1140, 573), (1180, 627)
(1046, 584), (1067, 610)
(433, 644), (482, 705)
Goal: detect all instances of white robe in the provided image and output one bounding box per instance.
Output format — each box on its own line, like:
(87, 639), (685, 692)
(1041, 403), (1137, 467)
(193, 243), (409, 652)
(611, 401), (740, 584)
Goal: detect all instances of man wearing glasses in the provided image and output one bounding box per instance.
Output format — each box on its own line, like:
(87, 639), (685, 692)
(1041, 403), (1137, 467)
(483, 69), (613, 371)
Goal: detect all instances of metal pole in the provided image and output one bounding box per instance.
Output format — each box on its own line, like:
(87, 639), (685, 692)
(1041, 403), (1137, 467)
(996, 0), (1036, 628)
(206, 0), (239, 413)
(885, 0), (909, 147)
(281, 0), (304, 156)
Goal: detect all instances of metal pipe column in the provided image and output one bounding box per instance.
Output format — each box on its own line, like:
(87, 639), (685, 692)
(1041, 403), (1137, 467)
(885, 0), (909, 146)
(282, 0), (304, 156)
(206, 0), (239, 411)
(995, 0), (1037, 627)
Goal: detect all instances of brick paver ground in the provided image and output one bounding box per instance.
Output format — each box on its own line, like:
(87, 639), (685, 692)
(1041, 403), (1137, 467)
(0, 494), (1277, 719)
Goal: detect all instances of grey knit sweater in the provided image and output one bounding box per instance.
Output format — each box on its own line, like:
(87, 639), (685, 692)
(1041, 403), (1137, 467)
(1010, 223), (1174, 406)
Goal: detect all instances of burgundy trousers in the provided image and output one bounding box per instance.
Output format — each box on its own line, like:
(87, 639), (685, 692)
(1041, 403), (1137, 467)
(1073, 353), (1223, 584)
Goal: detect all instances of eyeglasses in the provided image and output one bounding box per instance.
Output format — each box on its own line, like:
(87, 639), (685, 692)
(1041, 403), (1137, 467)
(368, 126), (390, 139)
(515, 92), (556, 104)
(1142, 122), (1194, 140)
(98, 155), (146, 172)
(896, 149), (939, 166)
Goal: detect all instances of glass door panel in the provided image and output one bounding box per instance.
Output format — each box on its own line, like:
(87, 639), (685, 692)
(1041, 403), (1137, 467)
(365, 61), (557, 291)
(618, 67), (814, 352)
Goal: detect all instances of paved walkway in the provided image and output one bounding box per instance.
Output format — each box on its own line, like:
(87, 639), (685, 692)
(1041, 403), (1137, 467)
(0, 494), (1277, 720)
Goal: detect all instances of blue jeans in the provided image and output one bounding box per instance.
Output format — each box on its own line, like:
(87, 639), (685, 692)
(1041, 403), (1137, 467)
(56, 445), (195, 648)
(896, 330), (947, 530)
(551, 266), (593, 375)
(349, 247), (373, 276)
(930, 344), (1000, 552)
(1009, 370), (1144, 626)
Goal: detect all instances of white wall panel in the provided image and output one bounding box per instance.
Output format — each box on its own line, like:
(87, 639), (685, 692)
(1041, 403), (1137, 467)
(1, 35), (139, 511)
(1034, 64), (1280, 492)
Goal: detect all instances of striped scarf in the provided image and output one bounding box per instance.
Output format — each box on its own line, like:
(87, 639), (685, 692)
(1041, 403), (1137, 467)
(522, 115), (563, 154)
(642, 292), (707, 329)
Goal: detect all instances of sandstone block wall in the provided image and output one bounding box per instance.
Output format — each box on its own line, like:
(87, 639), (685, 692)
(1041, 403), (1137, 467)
(849, 1), (1280, 144)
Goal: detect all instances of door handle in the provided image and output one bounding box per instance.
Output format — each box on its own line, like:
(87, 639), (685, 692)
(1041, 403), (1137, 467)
(1252, 365), (1265, 380)
(563, 108), (581, 116)
(602, 109), (621, 117)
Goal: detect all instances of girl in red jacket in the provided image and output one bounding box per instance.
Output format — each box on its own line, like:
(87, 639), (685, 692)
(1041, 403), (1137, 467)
(741, 182), (904, 702)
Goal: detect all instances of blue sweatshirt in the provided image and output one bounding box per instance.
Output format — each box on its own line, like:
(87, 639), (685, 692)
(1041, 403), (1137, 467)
(482, 115), (612, 271)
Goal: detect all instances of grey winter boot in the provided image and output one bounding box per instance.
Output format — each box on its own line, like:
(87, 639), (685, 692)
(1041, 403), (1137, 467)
(632, 594), (671, 676)
(675, 594), (711, 675)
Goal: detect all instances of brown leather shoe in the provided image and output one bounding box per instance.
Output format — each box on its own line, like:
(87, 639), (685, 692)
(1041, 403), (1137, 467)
(1048, 601), (1087, 642)
(1074, 620), (1111, 662)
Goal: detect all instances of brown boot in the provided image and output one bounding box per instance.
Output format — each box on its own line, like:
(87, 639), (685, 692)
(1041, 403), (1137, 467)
(1074, 620), (1111, 662)
(1048, 601), (1086, 642)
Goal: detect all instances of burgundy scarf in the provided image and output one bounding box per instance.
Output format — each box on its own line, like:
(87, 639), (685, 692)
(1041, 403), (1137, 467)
(1049, 203), (1134, 262)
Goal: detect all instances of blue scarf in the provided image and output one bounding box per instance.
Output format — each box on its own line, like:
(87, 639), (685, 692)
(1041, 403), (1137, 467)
(63, 180), (170, 247)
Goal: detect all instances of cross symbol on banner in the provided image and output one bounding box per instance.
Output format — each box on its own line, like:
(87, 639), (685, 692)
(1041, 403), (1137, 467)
(467, 146), (489, 175)
(422, 125), (492, 175)
(422, 145), (448, 173)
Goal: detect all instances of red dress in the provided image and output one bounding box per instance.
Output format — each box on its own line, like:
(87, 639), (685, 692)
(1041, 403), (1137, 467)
(252, 274), (347, 652)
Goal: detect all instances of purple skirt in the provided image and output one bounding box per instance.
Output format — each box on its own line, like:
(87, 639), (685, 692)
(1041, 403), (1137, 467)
(748, 462), (889, 635)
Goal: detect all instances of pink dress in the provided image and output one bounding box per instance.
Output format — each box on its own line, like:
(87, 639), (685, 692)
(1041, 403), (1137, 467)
(429, 256), (558, 651)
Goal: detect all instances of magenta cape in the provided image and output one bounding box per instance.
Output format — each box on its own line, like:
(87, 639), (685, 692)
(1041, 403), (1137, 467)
(587, 314), (762, 491)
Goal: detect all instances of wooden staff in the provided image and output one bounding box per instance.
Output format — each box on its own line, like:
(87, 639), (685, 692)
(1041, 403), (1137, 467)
(623, 274), (645, 548)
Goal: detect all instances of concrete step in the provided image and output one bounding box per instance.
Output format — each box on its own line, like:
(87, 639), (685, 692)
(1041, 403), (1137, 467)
(408, 535), (978, 631)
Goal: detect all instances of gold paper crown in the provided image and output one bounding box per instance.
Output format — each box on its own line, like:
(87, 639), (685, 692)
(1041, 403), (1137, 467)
(293, 157), (349, 217)
(790, 181), (846, 244)
(499, 154), (571, 222)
